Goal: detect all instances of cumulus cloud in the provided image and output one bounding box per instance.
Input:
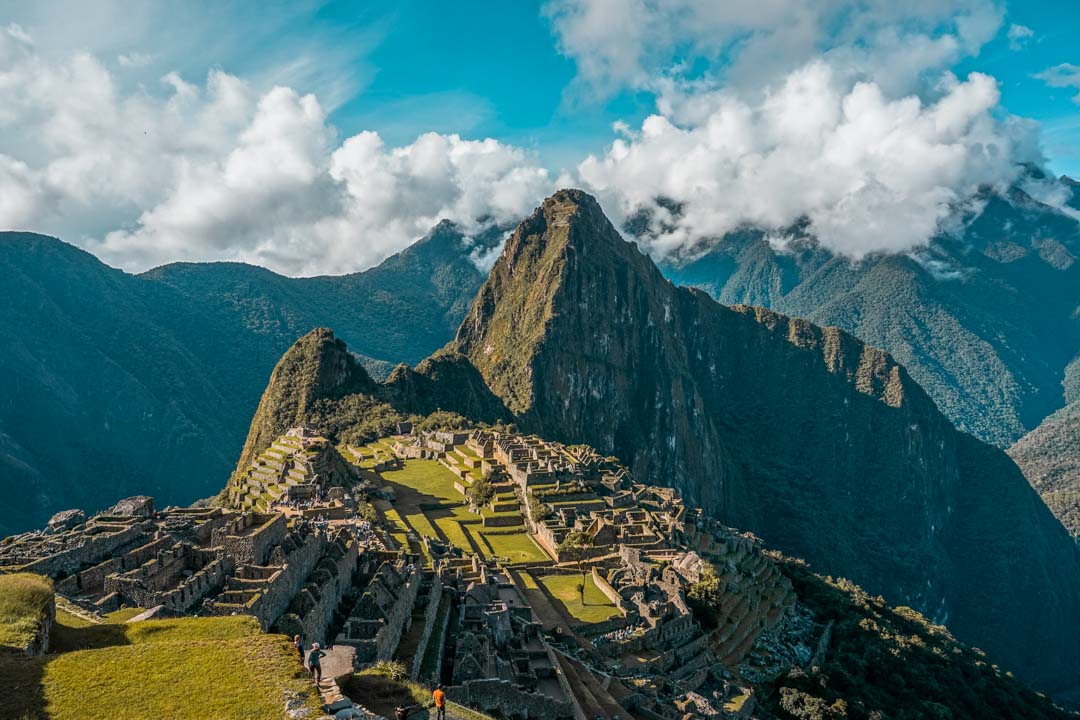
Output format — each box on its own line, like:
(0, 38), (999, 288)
(1035, 63), (1080, 104)
(0, 4), (1065, 273)
(0, 24), (552, 275)
(543, 0), (1003, 99)
(576, 63), (1034, 259)
(543, 0), (1054, 259)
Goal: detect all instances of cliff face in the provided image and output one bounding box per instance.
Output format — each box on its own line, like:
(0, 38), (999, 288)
(452, 189), (1080, 696)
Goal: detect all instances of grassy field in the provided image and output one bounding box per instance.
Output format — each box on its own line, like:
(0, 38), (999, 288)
(478, 530), (551, 563)
(536, 574), (621, 624)
(376, 458), (552, 565)
(0, 573), (53, 650)
(380, 460), (486, 556)
(1, 613), (319, 719)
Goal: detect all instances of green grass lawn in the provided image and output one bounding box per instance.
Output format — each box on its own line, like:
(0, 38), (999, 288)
(536, 574), (621, 624)
(381, 459), (462, 501)
(478, 531), (551, 563)
(1, 613), (319, 720)
(379, 459), (486, 554)
(0, 573), (53, 650)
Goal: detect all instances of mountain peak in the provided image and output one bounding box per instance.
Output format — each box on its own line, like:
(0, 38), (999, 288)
(233, 327), (374, 472)
(446, 191), (1080, 694)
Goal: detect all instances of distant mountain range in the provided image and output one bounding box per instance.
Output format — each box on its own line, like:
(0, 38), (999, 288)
(0, 221), (495, 535)
(659, 177), (1080, 449)
(7, 176), (1080, 544)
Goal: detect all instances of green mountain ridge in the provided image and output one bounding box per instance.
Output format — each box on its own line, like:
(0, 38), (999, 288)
(660, 184), (1080, 448)
(0, 222), (493, 535)
(233, 189), (1080, 701)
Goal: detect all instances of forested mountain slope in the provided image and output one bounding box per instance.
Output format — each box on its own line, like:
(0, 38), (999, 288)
(0, 223), (490, 534)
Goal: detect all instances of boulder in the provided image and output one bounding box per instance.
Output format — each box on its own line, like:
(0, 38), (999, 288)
(111, 496), (154, 517)
(47, 509), (85, 531)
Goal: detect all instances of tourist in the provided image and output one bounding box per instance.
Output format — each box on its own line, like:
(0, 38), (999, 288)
(432, 684), (446, 720)
(308, 642), (326, 682)
(395, 703), (421, 720)
(293, 634), (304, 663)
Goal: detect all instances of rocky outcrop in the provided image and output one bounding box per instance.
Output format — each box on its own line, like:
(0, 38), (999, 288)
(450, 189), (1080, 698)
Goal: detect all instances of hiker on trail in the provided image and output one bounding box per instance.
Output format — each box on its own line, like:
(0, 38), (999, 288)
(308, 642), (327, 682)
(432, 685), (446, 720)
(293, 635), (303, 663)
(395, 703), (421, 720)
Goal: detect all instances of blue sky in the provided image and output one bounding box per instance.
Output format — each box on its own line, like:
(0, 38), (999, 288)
(1, 0), (1078, 274)
(315, 0), (1080, 177)
(952, 2), (1080, 176)
(318, 0), (651, 168)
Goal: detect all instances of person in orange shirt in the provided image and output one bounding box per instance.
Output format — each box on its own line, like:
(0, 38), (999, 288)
(432, 685), (446, 720)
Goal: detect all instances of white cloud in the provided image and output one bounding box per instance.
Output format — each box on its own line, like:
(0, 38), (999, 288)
(543, 0), (1003, 99)
(0, 24), (552, 275)
(1007, 23), (1034, 51)
(575, 63), (1034, 259)
(543, 0), (1056, 259)
(1035, 63), (1080, 104)
(0, 5), (1063, 273)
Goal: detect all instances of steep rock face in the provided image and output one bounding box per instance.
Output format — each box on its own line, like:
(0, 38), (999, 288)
(453, 189), (1080, 696)
(662, 186), (1080, 447)
(1011, 400), (1080, 538)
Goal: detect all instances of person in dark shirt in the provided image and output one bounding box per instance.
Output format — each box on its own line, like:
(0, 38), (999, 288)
(308, 642), (326, 682)
(395, 703), (421, 720)
(293, 635), (304, 664)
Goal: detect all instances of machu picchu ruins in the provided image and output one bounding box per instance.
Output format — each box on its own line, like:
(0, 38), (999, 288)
(1, 424), (832, 720)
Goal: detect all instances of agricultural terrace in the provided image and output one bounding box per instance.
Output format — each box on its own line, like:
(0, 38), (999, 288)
(352, 446), (549, 567)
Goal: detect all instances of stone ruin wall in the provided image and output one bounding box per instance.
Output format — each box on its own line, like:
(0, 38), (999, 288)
(210, 513), (286, 566)
(64, 534), (176, 595)
(339, 563), (422, 665)
(22, 522), (149, 578)
(159, 556), (234, 612)
(276, 534), (359, 646)
(204, 529), (324, 630)
(103, 544), (217, 608)
(446, 678), (573, 720)
(410, 570), (445, 681)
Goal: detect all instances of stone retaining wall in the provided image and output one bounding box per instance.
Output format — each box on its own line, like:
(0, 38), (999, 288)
(446, 679), (573, 719)
(23, 523), (148, 578)
(410, 571), (444, 681)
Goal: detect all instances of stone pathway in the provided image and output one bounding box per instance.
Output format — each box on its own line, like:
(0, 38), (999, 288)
(320, 644), (356, 680)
